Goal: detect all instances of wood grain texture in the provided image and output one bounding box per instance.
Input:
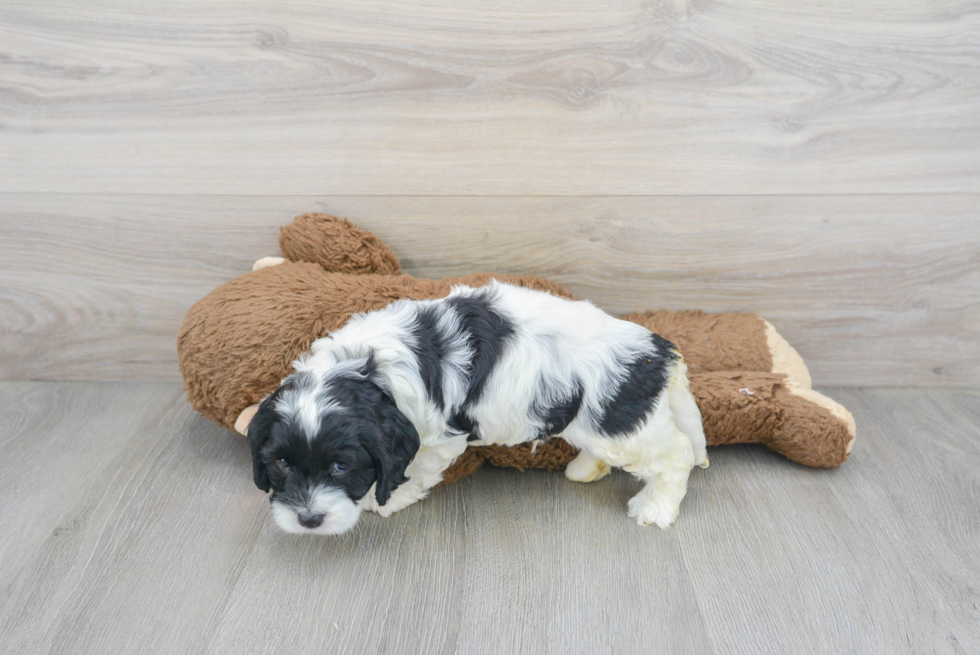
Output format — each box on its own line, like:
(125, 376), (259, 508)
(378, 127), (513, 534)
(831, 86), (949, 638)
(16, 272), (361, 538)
(0, 383), (266, 655)
(0, 383), (977, 654)
(680, 388), (980, 654)
(1, 1), (978, 195)
(0, 382), (179, 592)
(2, 194), (978, 385)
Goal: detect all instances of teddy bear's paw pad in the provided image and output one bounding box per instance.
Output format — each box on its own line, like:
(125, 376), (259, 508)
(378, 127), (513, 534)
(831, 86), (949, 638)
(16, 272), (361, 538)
(766, 320), (812, 389)
(564, 452), (612, 483)
(252, 256), (287, 271)
(628, 494), (678, 529)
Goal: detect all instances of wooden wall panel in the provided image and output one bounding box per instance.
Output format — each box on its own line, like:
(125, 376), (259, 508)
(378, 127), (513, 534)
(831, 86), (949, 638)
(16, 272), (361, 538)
(1, 0), (978, 195)
(1, 1), (977, 384)
(2, 194), (977, 385)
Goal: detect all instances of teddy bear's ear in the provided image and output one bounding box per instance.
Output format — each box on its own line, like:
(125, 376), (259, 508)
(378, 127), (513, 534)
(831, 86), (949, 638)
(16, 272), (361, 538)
(235, 404), (260, 435)
(251, 257), (286, 272)
(279, 213), (401, 275)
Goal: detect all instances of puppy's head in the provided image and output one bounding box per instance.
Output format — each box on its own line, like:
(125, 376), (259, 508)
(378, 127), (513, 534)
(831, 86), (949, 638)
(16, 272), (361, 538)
(246, 360), (419, 535)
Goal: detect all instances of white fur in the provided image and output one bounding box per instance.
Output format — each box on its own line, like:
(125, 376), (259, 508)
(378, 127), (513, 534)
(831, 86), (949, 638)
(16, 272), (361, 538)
(276, 381), (344, 441)
(291, 281), (707, 529)
(271, 486), (360, 535)
(564, 450), (611, 483)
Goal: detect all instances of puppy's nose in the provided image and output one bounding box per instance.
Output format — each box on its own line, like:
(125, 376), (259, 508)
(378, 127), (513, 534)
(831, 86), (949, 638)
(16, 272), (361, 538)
(297, 512), (325, 529)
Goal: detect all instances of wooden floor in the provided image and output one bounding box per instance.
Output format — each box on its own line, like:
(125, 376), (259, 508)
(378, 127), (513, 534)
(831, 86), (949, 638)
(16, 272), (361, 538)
(1, 382), (976, 654)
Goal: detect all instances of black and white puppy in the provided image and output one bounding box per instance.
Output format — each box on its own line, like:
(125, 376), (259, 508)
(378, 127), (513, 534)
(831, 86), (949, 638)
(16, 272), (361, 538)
(247, 281), (708, 535)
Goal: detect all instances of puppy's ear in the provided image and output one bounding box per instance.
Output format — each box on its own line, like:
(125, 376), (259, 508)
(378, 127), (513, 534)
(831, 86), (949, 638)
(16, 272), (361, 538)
(246, 393), (281, 492)
(369, 400), (421, 506)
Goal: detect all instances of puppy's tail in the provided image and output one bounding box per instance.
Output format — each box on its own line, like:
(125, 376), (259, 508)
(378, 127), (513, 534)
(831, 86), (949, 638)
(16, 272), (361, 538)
(668, 356), (709, 468)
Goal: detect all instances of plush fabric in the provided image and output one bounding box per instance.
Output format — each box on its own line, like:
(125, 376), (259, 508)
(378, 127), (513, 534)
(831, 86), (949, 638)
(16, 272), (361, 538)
(178, 213), (856, 484)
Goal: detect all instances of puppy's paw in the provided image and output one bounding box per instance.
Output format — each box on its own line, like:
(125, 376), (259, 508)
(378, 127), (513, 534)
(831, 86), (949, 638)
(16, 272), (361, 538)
(627, 494), (678, 529)
(564, 452), (611, 483)
(370, 496), (405, 518)
(375, 503), (397, 518)
(373, 485), (426, 517)
(358, 493), (381, 515)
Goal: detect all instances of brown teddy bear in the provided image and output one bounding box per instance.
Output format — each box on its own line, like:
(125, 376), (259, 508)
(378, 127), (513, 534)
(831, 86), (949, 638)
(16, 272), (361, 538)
(178, 213), (855, 486)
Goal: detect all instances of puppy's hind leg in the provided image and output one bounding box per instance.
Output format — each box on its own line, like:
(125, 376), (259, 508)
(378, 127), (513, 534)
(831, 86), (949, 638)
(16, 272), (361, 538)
(624, 434), (696, 529)
(565, 450), (612, 483)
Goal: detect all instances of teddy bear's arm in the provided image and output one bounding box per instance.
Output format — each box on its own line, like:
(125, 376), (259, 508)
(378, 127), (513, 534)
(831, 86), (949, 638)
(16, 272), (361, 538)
(278, 213), (402, 275)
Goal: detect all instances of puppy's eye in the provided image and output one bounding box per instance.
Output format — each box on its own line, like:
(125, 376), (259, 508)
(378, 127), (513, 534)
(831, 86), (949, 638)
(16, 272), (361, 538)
(276, 458), (291, 472)
(332, 462), (348, 474)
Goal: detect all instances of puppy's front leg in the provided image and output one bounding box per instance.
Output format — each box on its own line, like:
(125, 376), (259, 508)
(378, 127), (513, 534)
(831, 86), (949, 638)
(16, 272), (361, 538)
(363, 437), (469, 517)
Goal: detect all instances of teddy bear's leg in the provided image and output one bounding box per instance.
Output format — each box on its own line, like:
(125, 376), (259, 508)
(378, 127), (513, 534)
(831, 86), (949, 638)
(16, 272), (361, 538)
(620, 310), (811, 387)
(691, 371), (855, 467)
(564, 450), (612, 483)
(764, 320), (812, 389)
(773, 380), (856, 464)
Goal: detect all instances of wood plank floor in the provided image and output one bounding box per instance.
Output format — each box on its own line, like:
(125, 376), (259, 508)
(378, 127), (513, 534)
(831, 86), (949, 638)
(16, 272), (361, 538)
(1, 382), (977, 654)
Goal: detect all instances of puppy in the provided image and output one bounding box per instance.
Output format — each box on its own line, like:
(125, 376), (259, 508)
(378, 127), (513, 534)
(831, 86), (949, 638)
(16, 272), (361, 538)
(247, 281), (708, 535)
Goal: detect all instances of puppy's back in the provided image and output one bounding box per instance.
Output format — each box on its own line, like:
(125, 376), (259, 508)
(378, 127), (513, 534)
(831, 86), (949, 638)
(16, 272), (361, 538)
(454, 280), (647, 346)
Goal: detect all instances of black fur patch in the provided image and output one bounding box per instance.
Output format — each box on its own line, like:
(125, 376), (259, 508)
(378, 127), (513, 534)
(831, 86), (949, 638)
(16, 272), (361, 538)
(445, 290), (515, 439)
(409, 305), (447, 411)
(533, 379), (584, 439)
(452, 412), (482, 443)
(598, 334), (679, 437)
